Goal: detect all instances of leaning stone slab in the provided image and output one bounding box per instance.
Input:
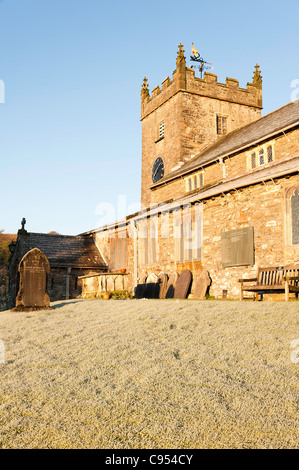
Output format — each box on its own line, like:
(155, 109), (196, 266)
(165, 272), (180, 299)
(174, 270), (192, 299)
(193, 269), (211, 299)
(158, 272), (169, 299)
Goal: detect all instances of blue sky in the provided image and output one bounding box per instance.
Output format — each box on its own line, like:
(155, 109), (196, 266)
(0, 0), (298, 235)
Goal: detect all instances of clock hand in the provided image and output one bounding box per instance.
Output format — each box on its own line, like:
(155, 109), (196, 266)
(153, 166), (159, 177)
(153, 165), (160, 178)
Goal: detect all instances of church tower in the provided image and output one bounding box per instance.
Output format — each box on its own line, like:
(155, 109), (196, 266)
(140, 43), (263, 207)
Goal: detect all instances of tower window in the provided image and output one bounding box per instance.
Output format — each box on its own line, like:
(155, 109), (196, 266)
(251, 152), (256, 168)
(259, 149), (264, 166)
(216, 115), (228, 135)
(159, 121), (165, 139)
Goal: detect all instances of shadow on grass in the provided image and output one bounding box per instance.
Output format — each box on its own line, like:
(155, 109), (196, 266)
(50, 300), (83, 310)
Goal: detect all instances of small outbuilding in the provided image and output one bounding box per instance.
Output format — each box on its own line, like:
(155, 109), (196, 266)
(8, 221), (107, 308)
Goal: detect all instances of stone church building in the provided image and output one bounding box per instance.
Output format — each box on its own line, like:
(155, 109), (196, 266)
(9, 43), (299, 303)
(83, 43), (299, 300)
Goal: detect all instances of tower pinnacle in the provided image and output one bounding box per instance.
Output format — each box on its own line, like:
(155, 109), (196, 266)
(176, 43), (186, 68)
(253, 64), (262, 88)
(141, 76), (150, 99)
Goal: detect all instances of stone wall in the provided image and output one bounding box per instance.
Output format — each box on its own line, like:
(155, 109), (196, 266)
(47, 267), (96, 302)
(201, 176), (298, 299)
(130, 173), (299, 300)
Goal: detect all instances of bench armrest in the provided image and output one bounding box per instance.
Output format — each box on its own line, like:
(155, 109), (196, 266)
(238, 278), (257, 283)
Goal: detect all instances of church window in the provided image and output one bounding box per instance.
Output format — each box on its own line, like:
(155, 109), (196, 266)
(138, 219), (148, 266)
(291, 189), (299, 245)
(148, 217), (158, 265)
(185, 172), (204, 193)
(249, 144), (274, 169)
(174, 206), (202, 262)
(216, 115), (228, 135)
(109, 232), (127, 271)
(194, 176), (198, 190)
(138, 218), (157, 266)
(194, 209), (202, 260)
(285, 187), (299, 246)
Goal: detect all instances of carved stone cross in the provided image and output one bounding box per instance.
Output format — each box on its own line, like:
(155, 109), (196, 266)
(21, 218), (26, 230)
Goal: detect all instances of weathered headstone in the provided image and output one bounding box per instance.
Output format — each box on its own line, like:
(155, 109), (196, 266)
(165, 272), (180, 299)
(12, 248), (50, 312)
(193, 269), (211, 299)
(145, 273), (159, 299)
(134, 283), (147, 299)
(146, 273), (158, 284)
(158, 272), (169, 299)
(174, 270), (192, 299)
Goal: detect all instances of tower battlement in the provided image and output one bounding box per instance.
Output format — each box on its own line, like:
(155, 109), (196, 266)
(141, 44), (262, 120)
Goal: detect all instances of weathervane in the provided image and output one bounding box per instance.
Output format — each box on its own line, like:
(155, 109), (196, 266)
(190, 43), (213, 78)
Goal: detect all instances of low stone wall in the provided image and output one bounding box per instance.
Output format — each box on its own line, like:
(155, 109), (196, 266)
(80, 272), (128, 298)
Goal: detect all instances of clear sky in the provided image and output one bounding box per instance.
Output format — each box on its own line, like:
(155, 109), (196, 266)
(0, 0), (298, 235)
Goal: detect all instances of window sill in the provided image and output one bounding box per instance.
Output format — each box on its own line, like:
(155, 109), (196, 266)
(155, 136), (164, 144)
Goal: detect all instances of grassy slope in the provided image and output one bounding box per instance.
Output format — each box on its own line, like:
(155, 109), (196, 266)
(0, 299), (298, 449)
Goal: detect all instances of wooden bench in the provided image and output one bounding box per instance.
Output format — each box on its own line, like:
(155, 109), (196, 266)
(239, 265), (299, 301)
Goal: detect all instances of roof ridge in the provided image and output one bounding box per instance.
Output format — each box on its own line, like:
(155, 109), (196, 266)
(23, 232), (92, 239)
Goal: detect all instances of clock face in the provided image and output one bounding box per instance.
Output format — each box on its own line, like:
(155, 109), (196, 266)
(152, 157), (164, 183)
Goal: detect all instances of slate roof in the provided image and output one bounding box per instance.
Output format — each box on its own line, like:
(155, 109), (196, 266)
(128, 155), (298, 223)
(151, 100), (299, 187)
(15, 232), (107, 269)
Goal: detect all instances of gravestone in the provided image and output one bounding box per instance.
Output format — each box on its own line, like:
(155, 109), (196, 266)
(145, 273), (159, 298)
(193, 269), (211, 299)
(146, 273), (158, 284)
(158, 272), (169, 299)
(174, 270), (192, 299)
(165, 272), (180, 299)
(12, 248), (50, 312)
(134, 283), (147, 299)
